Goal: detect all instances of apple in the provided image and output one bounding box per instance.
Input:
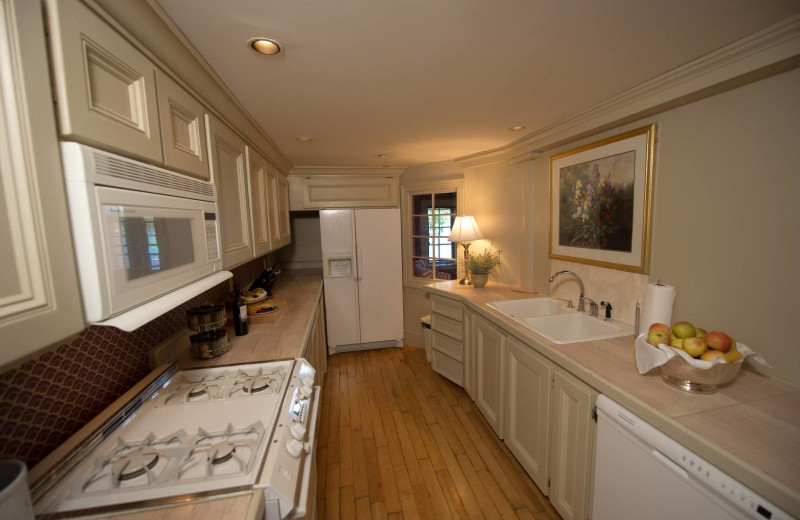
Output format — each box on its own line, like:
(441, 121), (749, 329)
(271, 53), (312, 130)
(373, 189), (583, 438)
(647, 330), (669, 347)
(670, 336), (683, 349)
(672, 321), (697, 339)
(683, 336), (707, 357)
(699, 350), (727, 363)
(649, 323), (671, 336)
(706, 331), (733, 352)
(695, 328), (708, 338)
(725, 348), (743, 363)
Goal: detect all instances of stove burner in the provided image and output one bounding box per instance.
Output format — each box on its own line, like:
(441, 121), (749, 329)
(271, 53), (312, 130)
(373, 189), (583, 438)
(116, 449), (159, 481)
(187, 385), (208, 399)
(208, 442), (236, 465)
(242, 377), (270, 394)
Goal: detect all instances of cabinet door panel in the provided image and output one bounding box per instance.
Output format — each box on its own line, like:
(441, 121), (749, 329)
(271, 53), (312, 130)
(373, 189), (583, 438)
(246, 147), (270, 256)
(301, 176), (399, 208)
(505, 336), (552, 493)
(463, 308), (475, 400)
(475, 315), (505, 438)
(550, 369), (597, 520)
(46, 0), (162, 163)
(206, 115), (252, 267)
(156, 70), (209, 179)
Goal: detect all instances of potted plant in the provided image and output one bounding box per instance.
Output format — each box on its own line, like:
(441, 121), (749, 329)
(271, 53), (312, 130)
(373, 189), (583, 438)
(464, 249), (499, 288)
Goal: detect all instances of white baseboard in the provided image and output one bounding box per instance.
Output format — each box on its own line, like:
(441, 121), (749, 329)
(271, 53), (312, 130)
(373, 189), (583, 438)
(328, 339), (402, 354)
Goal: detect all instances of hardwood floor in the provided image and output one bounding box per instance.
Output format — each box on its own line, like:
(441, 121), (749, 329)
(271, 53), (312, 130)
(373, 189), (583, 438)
(315, 345), (561, 520)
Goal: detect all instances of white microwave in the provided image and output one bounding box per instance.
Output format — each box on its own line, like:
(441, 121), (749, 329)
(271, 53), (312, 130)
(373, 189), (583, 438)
(61, 142), (230, 330)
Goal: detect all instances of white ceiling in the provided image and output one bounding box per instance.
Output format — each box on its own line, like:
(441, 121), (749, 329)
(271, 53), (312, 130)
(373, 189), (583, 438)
(155, 0), (800, 168)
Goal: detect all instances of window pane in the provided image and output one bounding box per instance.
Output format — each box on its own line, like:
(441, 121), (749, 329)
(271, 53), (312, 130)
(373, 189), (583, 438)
(435, 260), (457, 281)
(412, 216), (430, 236)
(434, 192), (457, 213)
(412, 194), (432, 215)
(412, 237), (432, 256)
(413, 258), (433, 278)
(432, 238), (456, 259)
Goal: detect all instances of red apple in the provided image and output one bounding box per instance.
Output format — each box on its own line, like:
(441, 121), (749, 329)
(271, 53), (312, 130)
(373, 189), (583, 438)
(649, 323), (671, 336)
(646, 330), (668, 347)
(699, 350), (727, 363)
(706, 331), (733, 352)
(672, 321), (696, 339)
(683, 336), (707, 357)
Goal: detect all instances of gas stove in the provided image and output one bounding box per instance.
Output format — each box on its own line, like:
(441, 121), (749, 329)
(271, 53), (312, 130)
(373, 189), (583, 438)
(32, 359), (319, 519)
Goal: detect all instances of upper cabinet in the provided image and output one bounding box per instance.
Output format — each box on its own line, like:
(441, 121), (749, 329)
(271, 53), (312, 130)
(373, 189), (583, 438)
(0, 0), (84, 370)
(206, 114), (252, 268)
(288, 172), (404, 210)
(247, 146), (271, 257)
(155, 69), (210, 180)
(268, 168), (291, 250)
(45, 0), (163, 163)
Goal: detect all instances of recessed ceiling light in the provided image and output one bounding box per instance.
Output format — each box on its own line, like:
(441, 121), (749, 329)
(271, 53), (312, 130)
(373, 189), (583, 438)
(296, 137), (312, 142)
(510, 125), (526, 131)
(249, 38), (282, 55)
(377, 154), (388, 158)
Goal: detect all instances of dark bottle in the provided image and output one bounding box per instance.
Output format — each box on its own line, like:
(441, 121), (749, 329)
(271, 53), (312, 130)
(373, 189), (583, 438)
(233, 284), (249, 336)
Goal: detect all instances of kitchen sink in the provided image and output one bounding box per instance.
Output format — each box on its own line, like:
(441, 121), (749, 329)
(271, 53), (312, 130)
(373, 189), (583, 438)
(487, 297), (568, 319)
(521, 313), (633, 344)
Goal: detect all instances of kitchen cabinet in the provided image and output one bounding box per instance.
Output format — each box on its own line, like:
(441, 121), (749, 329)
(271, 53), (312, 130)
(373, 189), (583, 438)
(247, 147), (271, 257)
(267, 167), (291, 250)
(46, 0), (163, 163)
(474, 314), (505, 438)
(505, 335), (552, 494)
(302, 291), (327, 385)
(549, 368), (597, 520)
(0, 0), (84, 369)
(463, 307), (476, 400)
(289, 175), (399, 209)
(155, 69), (210, 180)
(206, 114), (252, 268)
(429, 294), (465, 386)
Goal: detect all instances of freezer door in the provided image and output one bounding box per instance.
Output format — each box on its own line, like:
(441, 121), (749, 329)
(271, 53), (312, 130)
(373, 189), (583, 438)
(355, 209), (403, 343)
(320, 210), (360, 347)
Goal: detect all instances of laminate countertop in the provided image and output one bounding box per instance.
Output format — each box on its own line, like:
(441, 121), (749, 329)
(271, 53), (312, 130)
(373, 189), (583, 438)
(424, 280), (800, 518)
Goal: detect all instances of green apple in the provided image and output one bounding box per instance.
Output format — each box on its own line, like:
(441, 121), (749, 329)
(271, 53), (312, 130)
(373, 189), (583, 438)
(683, 336), (707, 357)
(695, 328), (708, 338)
(672, 321), (697, 339)
(725, 348), (743, 363)
(646, 330), (669, 347)
(670, 336), (683, 349)
(699, 350), (727, 362)
(649, 323), (671, 336)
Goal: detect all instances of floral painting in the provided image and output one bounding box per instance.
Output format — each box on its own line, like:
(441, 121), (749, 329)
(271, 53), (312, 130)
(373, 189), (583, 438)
(550, 124), (655, 274)
(559, 151), (635, 251)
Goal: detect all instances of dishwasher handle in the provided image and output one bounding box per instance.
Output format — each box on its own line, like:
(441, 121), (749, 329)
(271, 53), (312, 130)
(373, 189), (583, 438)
(651, 449), (689, 480)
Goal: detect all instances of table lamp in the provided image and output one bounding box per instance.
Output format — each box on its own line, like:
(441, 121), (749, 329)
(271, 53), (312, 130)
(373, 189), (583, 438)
(448, 215), (483, 285)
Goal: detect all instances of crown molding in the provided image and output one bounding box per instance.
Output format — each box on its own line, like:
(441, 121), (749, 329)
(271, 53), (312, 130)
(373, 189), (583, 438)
(455, 14), (800, 169)
(290, 166), (407, 177)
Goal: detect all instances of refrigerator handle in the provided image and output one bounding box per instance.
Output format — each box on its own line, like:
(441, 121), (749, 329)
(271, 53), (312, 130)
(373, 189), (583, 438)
(356, 242), (363, 280)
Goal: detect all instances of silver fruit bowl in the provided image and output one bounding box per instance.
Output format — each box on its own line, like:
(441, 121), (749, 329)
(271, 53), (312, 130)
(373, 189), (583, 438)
(659, 354), (743, 393)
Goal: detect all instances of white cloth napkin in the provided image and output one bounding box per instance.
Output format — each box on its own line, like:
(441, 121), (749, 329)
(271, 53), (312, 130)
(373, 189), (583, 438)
(634, 334), (769, 375)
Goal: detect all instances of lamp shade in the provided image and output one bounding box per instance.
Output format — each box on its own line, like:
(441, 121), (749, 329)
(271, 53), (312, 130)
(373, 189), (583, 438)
(449, 215), (483, 243)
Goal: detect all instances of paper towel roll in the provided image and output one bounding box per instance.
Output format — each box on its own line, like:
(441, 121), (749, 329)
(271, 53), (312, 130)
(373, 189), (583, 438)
(640, 282), (676, 334)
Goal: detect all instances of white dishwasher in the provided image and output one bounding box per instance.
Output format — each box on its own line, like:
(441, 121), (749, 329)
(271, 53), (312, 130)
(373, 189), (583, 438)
(592, 395), (792, 520)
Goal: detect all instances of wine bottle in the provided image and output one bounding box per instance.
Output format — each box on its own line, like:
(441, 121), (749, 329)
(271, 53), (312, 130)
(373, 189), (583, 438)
(233, 284), (249, 336)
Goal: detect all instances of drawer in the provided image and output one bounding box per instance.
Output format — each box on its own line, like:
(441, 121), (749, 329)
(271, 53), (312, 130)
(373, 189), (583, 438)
(431, 295), (463, 321)
(431, 349), (463, 386)
(431, 313), (463, 341)
(432, 331), (463, 362)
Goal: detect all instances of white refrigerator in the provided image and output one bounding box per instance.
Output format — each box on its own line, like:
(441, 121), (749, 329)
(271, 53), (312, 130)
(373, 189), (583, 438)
(320, 209), (404, 354)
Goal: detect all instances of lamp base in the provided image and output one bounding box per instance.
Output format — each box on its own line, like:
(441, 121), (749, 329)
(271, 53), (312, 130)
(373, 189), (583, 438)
(459, 277), (472, 285)
(459, 242), (472, 285)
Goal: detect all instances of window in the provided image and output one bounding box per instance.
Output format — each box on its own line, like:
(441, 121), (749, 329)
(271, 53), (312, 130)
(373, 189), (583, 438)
(409, 190), (458, 281)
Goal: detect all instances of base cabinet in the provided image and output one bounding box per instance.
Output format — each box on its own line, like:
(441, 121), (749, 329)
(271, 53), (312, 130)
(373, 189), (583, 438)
(549, 368), (597, 520)
(505, 335), (552, 494)
(302, 292), (327, 386)
(475, 315), (505, 438)
(463, 308), (476, 400)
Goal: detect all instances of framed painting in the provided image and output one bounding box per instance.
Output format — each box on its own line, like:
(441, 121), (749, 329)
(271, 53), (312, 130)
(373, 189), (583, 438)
(549, 124), (655, 274)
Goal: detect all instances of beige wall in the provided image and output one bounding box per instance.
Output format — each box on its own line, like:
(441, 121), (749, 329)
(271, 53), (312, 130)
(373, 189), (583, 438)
(531, 67), (800, 384)
(279, 212), (322, 269)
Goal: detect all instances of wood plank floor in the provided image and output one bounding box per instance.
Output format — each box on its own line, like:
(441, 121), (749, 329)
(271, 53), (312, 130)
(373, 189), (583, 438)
(315, 345), (561, 520)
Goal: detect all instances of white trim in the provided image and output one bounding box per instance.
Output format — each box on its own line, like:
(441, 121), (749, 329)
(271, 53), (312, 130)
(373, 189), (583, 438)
(290, 166), (406, 177)
(454, 14), (800, 169)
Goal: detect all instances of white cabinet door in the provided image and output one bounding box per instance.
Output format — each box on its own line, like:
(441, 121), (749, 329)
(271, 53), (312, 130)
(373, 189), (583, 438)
(0, 0), (84, 369)
(45, 0), (162, 163)
(155, 69), (209, 180)
(299, 176), (399, 208)
(278, 172), (292, 247)
(463, 308), (476, 400)
(505, 335), (553, 494)
(550, 369), (597, 520)
(247, 147), (271, 257)
(475, 315), (505, 438)
(206, 114), (253, 268)
(267, 169), (291, 251)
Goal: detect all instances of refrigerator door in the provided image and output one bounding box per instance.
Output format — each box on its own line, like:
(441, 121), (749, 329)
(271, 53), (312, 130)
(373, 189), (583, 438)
(320, 210), (360, 347)
(355, 209), (403, 344)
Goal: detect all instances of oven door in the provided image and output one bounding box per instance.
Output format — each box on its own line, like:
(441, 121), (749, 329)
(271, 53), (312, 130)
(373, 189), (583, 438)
(83, 186), (221, 321)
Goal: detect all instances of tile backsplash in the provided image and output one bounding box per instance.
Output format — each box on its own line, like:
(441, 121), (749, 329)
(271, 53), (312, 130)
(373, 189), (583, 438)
(0, 255), (273, 468)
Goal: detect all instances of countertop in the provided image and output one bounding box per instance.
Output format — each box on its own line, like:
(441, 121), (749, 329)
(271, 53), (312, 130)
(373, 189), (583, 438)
(424, 280), (800, 518)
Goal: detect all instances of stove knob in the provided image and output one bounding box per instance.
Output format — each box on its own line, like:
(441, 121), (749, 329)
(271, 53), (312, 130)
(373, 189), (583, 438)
(298, 386), (312, 400)
(301, 376), (314, 388)
(290, 423), (307, 441)
(286, 439), (304, 458)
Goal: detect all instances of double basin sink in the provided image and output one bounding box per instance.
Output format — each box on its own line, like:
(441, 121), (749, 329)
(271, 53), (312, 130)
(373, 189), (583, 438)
(486, 297), (633, 344)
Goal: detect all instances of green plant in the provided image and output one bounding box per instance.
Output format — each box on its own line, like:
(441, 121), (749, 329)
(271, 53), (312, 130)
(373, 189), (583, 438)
(465, 249), (500, 275)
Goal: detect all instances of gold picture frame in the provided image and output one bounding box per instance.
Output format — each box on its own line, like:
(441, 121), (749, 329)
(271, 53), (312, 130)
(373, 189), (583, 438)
(549, 124), (656, 274)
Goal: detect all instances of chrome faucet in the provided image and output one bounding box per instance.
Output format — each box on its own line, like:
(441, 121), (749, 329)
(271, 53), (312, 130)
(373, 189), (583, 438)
(549, 270), (594, 314)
